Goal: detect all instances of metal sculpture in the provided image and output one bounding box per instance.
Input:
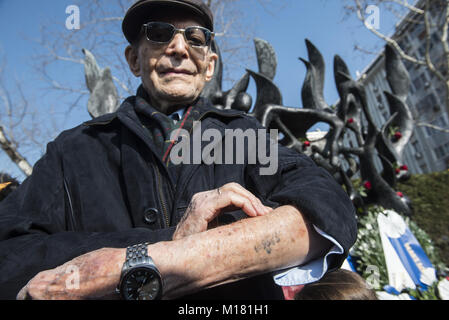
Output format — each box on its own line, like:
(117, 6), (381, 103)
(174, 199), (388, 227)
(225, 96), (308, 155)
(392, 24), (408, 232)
(82, 48), (120, 118)
(202, 38), (415, 216)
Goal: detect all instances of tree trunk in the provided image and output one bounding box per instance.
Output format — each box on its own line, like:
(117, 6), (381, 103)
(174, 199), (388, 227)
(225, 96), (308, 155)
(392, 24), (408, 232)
(0, 126), (33, 177)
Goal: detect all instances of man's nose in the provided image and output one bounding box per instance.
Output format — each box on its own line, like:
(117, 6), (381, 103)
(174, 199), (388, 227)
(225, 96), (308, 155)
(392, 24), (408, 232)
(165, 32), (189, 58)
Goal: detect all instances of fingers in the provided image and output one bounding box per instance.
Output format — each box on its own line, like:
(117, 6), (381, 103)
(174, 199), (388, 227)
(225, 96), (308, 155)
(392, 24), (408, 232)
(16, 272), (47, 300)
(16, 286), (28, 300)
(221, 183), (272, 215)
(215, 183), (272, 217)
(173, 183), (273, 240)
(17, 269), (62, 300)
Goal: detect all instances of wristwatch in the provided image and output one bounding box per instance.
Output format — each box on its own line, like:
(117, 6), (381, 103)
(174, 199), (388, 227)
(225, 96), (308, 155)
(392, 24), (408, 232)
(117, 243), (163, 300)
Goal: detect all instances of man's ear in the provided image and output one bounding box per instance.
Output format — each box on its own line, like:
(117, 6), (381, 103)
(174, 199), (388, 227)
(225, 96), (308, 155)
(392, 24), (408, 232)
(125, 45), (141, 77)
(205, 52), (218, 82)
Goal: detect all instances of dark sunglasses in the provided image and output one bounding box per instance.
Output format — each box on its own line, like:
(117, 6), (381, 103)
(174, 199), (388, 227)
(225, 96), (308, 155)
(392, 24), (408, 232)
(142, 22), (214, 48)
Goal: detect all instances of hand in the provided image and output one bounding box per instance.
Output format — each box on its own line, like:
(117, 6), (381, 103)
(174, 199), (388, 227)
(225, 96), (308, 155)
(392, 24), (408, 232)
(16, 248), (125, 300)
(173, 183), (272, 240)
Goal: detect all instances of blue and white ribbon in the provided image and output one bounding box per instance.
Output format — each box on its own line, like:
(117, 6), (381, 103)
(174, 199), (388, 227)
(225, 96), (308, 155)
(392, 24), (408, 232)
(377, 210), (437, 292)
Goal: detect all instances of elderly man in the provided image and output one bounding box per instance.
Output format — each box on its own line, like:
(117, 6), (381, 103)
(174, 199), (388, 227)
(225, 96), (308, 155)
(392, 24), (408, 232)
(0, 0), (357, 300)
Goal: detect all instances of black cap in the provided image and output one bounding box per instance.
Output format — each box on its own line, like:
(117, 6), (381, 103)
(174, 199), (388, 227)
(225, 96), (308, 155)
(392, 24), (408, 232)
(122, 0), (214, 44)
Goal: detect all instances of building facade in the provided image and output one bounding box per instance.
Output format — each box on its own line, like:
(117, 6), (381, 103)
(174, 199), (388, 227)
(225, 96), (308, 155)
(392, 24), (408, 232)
(344, 0), (449, 174)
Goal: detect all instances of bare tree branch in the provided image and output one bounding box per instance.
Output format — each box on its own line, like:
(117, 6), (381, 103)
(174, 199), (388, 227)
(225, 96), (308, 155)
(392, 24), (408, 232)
(416, 121), (449, 134)
(0, 126), (33, 176)
(423, 0), (445, 83)
(345, 0), (449, 128)
(389, 0), (425, 14)
(354, 0), (427, 66)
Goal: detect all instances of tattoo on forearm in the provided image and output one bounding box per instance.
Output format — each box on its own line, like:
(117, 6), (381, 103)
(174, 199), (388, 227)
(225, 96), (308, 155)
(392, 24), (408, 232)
(254, 231), (281, 255)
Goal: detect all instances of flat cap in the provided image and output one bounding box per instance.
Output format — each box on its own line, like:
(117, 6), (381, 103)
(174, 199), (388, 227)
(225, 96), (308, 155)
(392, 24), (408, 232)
(122, 0), (214, 44)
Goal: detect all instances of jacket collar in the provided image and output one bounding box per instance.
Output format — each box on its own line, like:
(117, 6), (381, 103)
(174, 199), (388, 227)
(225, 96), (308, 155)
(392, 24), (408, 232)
(84, 85), (245, 127)
(134, 84), (245, 120)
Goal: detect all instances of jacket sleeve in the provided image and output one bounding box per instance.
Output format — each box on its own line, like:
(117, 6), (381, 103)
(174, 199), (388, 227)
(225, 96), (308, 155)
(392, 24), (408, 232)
(0, 140), (175, 300)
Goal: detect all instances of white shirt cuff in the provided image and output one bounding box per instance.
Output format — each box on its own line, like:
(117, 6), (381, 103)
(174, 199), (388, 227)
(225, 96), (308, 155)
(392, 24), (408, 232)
(272, 225), (344, 286)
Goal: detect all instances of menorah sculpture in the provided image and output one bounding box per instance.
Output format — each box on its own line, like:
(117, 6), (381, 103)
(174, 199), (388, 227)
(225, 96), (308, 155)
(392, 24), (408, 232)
(84, 38), (415, 216)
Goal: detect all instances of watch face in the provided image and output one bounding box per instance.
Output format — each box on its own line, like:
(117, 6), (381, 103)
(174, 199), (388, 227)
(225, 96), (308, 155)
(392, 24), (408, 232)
(121, 267), (161, 300)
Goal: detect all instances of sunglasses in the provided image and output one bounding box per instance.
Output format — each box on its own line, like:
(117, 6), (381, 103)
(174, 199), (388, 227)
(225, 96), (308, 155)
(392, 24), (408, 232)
(142, 22), (214, 48)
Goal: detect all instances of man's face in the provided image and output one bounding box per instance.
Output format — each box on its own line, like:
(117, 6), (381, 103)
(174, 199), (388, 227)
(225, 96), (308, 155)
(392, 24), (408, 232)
(125, 10), (217, 113)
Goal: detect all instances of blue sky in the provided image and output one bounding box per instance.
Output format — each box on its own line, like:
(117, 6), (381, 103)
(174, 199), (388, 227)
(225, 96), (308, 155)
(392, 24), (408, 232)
(0, 0), (399, 180)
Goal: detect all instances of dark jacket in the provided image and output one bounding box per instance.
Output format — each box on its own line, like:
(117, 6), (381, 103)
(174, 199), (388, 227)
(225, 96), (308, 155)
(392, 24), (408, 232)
(0, 95), (357, 300)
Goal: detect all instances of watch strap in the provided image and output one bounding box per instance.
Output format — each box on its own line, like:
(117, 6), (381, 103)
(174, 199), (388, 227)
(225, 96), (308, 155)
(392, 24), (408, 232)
(124, 242), (152, 269)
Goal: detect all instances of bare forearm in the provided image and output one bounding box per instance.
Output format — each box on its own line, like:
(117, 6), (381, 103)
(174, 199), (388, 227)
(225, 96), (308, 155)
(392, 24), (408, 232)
(17, 205), (331, 300)
(149, 205), (331, 299)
